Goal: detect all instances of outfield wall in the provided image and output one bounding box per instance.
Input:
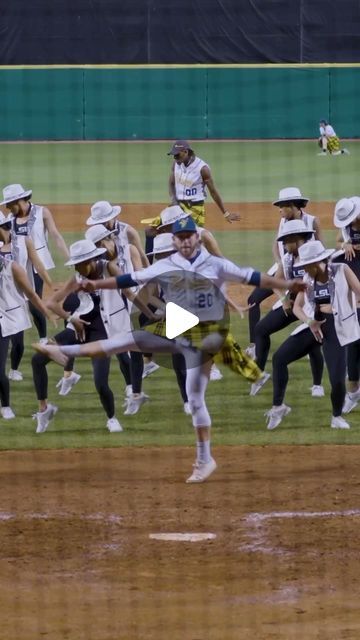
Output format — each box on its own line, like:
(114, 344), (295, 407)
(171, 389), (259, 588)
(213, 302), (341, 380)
(1, 66), (359, 141)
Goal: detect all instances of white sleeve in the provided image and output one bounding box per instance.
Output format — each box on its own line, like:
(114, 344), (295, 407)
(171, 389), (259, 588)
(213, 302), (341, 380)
(132, 261), (168, 284)
(217, 258), (255, 283)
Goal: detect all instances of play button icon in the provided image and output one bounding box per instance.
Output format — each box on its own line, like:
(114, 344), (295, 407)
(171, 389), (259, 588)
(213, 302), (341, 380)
(165, 302), (199, 339)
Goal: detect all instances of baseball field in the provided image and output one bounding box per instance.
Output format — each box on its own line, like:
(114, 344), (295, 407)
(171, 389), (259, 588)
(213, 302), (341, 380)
(0, 139), (359, 639)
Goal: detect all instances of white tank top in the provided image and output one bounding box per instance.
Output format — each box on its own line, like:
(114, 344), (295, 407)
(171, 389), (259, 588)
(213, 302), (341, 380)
(174, 156), (208, 202)
(0, 257), (32, 336)
(29, 204), (55, 271)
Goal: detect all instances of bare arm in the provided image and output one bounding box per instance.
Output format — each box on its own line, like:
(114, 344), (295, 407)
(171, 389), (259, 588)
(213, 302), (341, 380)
(126, 225), (149, 268)
(201, 165), (240, 223)
(201, 229), (223, 257)
(312, 216), (323, 244)
(12, 262), (54, 321)
(43, 207), (69, 258)
(45, 276), (79, 320)
(169, 164), (177, 204)
(25, 236), (52, 287)
(293, 290), (325, 342)
(344, 263), (360, 299)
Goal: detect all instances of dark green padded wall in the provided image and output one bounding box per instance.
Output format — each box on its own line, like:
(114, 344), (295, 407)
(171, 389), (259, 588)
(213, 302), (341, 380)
(0, 67), (358, 140)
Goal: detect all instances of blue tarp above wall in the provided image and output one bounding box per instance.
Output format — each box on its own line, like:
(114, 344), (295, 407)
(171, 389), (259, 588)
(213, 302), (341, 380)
(1, 0), (360, 64)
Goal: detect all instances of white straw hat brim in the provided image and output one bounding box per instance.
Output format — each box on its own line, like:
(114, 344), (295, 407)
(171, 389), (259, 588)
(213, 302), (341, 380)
(64, 246), (106, 266)
(86, 205), (121, 226)
(277, 228), (312, 241)
(334, 202), (360, 228)
(273, 195), (309, 207)
(146, 246), (176, 256)
(0, 189), (32, 205)
(296, 248), (335, 267)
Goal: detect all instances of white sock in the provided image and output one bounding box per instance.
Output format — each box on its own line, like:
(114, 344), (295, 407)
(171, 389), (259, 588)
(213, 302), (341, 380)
(197, 440), (211, 464)
(61, 345), (82, 357)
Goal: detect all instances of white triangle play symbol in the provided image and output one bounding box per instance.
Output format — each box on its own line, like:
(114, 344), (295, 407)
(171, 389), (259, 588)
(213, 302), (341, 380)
(165, 302), (199, 339)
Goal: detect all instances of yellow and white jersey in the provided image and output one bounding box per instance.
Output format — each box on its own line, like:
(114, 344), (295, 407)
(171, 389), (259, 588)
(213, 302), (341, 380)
(174, 156), (208, 202)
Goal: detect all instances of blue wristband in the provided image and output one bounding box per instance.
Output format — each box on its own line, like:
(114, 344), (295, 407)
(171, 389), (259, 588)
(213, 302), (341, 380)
(249, 270), (261, 286)
(115, 274), (139, 289)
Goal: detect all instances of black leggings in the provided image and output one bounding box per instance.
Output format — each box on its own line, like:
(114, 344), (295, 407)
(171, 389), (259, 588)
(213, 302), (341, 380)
(272, 314), (346, 417)
(0, 330), (10, 407)
(347, 308), (360, 382)
(255, 306), (324, 384)
(247, 287), (274, 343)
(28, 272), (47, 339)
(10, 331), (24, 370)
(31, 327), (116, 419)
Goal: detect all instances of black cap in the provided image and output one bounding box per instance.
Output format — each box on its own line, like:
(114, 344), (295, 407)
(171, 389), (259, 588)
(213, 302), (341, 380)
(167, 140), (191, 155)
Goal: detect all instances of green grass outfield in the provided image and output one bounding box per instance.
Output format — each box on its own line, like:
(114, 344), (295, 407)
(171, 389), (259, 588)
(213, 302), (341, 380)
(0, 139), (358, 203)
(0, 140), (358, 451)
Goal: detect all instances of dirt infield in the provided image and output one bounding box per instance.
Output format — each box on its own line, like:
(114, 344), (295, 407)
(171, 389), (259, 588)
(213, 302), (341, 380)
(0, 445), (359, 640)
(50, 201), (336, 232)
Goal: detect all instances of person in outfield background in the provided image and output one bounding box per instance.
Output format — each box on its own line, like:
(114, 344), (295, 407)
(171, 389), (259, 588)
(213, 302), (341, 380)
(246, 186), (323, 359)
(318, 119), (350, 156)
(142, 139), (240, 258)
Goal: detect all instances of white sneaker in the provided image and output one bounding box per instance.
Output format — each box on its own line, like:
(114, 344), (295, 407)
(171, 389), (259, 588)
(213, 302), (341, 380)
(245, 344), (256, 359)
(331, 415), (350, 430)
(56, 372), (81, 396)
(342, 148), (350, 155)
(39, 337), (49, 345)
(250, 372), (270, 396)
(107, 417), (123, 433)
(183, 402), (192, 415)
(8, 369), (23, 381)
(209, 364), (223, 381)
(265, 404), (291, 430)
(124, 392), (150, 415)
(33, 403), (58, 434)
(186, 457), (217, 483)
(311, 385), (325, 398)
(1, 406), (15, 420)
(32, 343), (69, 367)
(142, 362), (160, 378)
(343, 390), (360, 414)
(317, 151), (327, 156)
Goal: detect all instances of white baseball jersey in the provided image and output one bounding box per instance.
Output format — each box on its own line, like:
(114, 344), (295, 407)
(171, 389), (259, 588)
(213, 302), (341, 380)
(132, 248), (255, 322)
(174, 156), (208, 202)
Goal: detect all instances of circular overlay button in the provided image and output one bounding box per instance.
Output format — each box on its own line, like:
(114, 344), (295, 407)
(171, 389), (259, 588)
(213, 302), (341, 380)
(130, 269), (230, 370)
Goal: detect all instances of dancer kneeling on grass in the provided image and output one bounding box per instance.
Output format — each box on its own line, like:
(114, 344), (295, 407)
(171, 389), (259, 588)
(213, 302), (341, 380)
(264, 240), (360, 431)
(34, 217), (306, 483)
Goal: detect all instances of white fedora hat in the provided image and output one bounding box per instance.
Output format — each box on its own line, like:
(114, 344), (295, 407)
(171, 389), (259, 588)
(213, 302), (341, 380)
(0, 211), (12, 226)
(333, 196), (360, 228)
(158, 205), (189, 229)
(297, 240), (334, 267)
(273, 187), (309, 207)
(64, 239), (106, 266)
(0, 183), (32, 205)
(85, 224), (113, 244)
(146, 233), (176, 256)
(86, 200), (121, 226)
(277, 219), (311, 241)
